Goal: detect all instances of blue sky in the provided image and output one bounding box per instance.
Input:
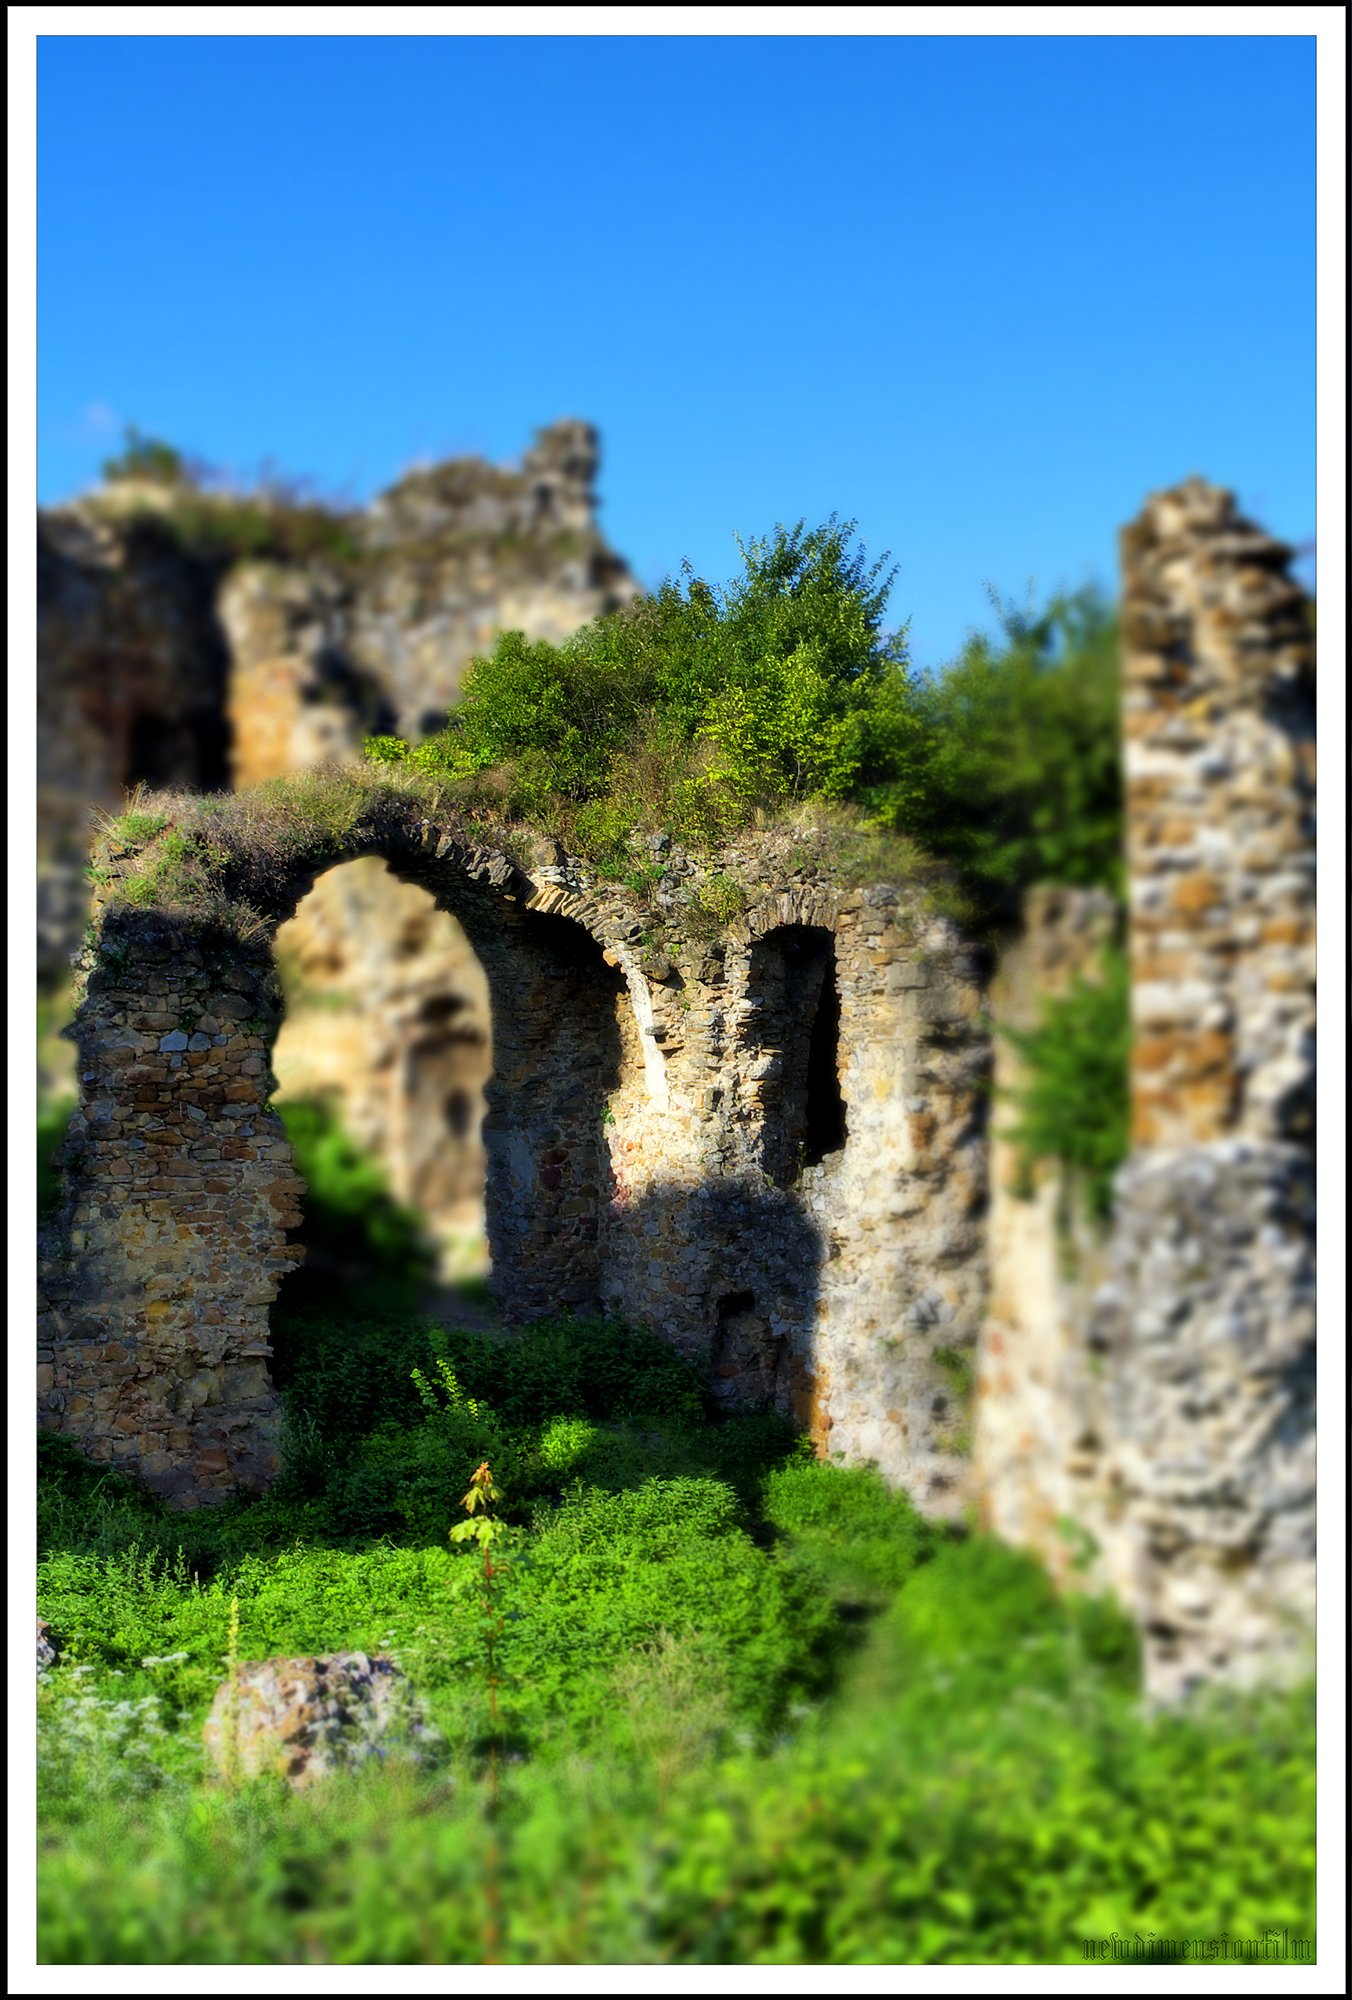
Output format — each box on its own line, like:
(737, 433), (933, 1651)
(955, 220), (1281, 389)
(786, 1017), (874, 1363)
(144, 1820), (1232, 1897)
(37, 31), (1316, 668)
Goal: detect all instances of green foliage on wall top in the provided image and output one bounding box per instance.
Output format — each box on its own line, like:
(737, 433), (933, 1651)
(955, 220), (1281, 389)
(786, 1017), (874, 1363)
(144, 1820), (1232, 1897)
(366, 530), (1122, 927)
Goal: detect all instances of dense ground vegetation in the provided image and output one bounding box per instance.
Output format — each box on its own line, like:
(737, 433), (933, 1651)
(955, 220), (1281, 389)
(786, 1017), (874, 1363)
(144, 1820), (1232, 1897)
(37, 1127), (1315, 1965)
(37, 1288), (1316, 1965)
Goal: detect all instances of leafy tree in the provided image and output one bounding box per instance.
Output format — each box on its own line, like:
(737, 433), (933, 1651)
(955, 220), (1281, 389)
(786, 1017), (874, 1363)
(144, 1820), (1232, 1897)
(369, 526), (1121, 932)
(889, 587), (1124, 918)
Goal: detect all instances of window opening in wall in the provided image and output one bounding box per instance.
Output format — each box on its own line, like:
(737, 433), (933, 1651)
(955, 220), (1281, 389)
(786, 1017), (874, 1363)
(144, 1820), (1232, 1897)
(803, 949), (847, 1165)
(748, 924), (848, 1182)
(718, 1289), (757, 1325)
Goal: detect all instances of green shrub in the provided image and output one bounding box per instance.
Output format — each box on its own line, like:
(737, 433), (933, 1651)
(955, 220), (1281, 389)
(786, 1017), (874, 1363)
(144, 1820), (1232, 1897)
(427, 1314), (709, 1430)
(368, 518), (917, 865)
(37, 1434), (168, 1559)
(893, 587), (1124, 918)
(101, 427), (188, 488)
(99, 428), (362, 563)
(762, 1457), (940, 1602)
(998, 940), (1132, 1218)
(360, 541), (1124, 934)
(149, 492), (363, 566)
(887, 1534), (1140, 1693)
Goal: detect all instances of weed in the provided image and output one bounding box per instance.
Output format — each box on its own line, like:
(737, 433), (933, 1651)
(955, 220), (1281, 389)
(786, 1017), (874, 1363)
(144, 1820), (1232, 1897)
(682, 873), (747, 940)
(221, 1594), (242, 1790)
(449, 1461), (512, 1962)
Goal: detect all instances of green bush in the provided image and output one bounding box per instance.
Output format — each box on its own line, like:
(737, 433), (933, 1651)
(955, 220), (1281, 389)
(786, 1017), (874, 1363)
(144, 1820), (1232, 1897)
(148, 492), (363, 566)
(37, 1434), (167, 1560)
(100, 426), (188, 488)
(896, 587), (1124, 917)
(367, 518), (917, 866)
(363, 543), (1123, 936)
(761, 1457), (939, 1601)
(426, 1314), (708, 1430)
(888, 1534), (1140, 1693)
(998, 940), (1132, 1218)
(99, 428), (362, 564)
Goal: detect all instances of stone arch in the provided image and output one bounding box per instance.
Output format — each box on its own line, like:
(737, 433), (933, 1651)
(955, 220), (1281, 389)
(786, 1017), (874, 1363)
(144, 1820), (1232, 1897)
(36, 799), (658, 1506)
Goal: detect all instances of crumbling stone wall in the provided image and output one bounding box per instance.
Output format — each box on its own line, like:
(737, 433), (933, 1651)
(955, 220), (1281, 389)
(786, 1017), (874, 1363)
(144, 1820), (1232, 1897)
(1098, 478), (1316, 1700)
(1119, 477), (1314, 1151)
(218, 420), (639, 787)
(38, 421), (640, 1250)
(37, 510), (232, 980)
(38, 802), (987, 1515)
(36, 920), (300, 1501)
(976, 478), (1316, 1700)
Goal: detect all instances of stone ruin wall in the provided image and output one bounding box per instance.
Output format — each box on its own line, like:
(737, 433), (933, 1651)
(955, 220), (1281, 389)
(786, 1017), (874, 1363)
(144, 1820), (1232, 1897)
(35, 464), (1318, 1697)
(974, 478), (1316, 1701)
(38, 805), (986, 1518)
(38, 422), (639, 1262)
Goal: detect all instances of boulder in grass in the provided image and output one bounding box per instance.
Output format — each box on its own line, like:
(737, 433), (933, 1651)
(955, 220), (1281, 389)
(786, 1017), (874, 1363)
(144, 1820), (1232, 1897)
(36, 1618), (58, 1675)
(202, 1652), (428, 1790)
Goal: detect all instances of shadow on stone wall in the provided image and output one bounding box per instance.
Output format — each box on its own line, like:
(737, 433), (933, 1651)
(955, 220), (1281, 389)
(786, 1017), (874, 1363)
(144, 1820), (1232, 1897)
(476, 904), (627, 1319)
(604, 1178), (825, 1429)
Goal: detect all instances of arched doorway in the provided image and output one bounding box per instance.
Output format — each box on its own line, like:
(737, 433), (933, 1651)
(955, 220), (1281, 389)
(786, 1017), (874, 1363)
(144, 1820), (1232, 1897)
(271, 856), (493, 1284)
